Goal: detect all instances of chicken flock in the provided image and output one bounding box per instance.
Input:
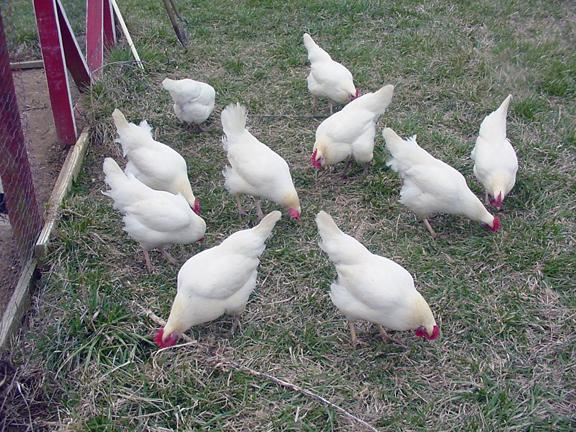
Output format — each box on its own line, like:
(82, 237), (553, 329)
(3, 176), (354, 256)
(102, 33), (518, 349)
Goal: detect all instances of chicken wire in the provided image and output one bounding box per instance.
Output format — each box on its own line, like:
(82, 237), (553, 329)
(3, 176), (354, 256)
(0, 12), (43, 315)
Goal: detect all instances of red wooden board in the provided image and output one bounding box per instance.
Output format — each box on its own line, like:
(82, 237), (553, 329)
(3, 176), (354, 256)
(33, 0), (77, 144)
(56, 0), (91, 89)
(103, 0), (116, 49)
(86, 0), (104, 74)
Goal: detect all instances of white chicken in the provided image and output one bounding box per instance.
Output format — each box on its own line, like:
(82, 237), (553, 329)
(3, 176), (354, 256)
(112, 109), (201, 214)
(471, 95), (518, 210)
(102, 157), (206, 272)
(315, 211), (439, 345)
(303, 33), (359, 113)
(162, 78), (216, 129)
(221, 103), (301, 220)
(155, 210), (281, 348)
(383, 127), (500, 236)
(311, 84), (394, 174)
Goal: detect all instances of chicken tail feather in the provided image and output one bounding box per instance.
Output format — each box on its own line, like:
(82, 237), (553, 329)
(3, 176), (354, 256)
(221, 103), (247, 138)
(382, 127), (407, 156)
(303, 33), (331, 62)
(315, 210), (342, 240)
(161, 78), (177, 92)
(102, 157), (127, 192)
(251, 210), (282, 239)
(112, 108), (129, 130)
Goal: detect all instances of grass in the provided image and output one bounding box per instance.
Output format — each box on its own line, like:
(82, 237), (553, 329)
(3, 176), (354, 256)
(2, 0), (576, 430)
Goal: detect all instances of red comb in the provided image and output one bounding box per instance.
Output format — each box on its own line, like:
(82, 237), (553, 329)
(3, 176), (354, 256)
(490, 216), (501, 232)
(310, 149), (321, 169)
(430, 325), (440, 340)
(489, 192), (503, 210)
(287, 208), (300, 220)
(415, 325), (440, 340)
(154, 328), (179, 348)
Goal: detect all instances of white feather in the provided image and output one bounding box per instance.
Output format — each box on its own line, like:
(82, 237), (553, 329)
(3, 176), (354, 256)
(112, 109), (198, 206)
(383, 128), (496, 226)
(313, 85), (394, 166)
(303, 33), (357, 104)
(220, 103), (300, 213)
(162, 211), (281, 336)
(471, 95), (518, 201)
(315, 211), (436, 333)
(102, 157), (205, 251)
(162, 78), (216, 124)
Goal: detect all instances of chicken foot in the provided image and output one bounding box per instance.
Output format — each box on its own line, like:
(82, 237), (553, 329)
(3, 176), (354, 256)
(160, 248), (178, 265)
(378, 325), (407, 347)
(193, 121), (214, 133)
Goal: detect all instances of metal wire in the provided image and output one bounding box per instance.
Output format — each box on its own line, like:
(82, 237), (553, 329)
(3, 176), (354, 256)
(0, 11), (43, 317)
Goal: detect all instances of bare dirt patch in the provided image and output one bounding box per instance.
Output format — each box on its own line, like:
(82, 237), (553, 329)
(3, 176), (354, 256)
(0, 69), (67, 317)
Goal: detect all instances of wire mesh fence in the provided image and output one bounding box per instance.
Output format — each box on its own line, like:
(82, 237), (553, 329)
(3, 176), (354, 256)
(0, 12), (43, 317)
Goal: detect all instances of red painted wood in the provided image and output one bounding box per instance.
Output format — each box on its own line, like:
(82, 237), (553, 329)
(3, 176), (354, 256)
(86, 0), (104, 74)
(0, 14), (44, 256)
(56, 0), (91, 88)
(103, 0), (116, 48)
(33, 0), (77, 144)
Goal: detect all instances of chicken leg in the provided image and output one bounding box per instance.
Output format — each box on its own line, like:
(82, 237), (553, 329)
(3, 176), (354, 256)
(341, 157), (353, 179)
(423, 219), (437, 238)
(348, 321), (359, 346)
(230, 316), (242, 336)
(236, 196), (247, 217)
(255, 199), (264, 220)
(362, 162), (371, 176)
(348, 321), (367, 347)
(484, 191), (490, 205)
(312, 95), (318, 113)
(143, 250), (154, 273)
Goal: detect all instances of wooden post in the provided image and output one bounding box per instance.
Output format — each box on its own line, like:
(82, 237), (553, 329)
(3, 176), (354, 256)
(0, 13), (44, 257)
(56, 0), (91, 89)
(103, 0), (116, 48)
(33, 0), (78, 144)
(86, 0), (104, 74)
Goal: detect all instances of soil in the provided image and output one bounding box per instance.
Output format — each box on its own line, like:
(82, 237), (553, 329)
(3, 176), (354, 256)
(0, 69), (68, 317)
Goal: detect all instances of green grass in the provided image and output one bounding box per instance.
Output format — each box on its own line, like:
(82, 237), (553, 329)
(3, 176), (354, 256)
(3, 0), (576, 430)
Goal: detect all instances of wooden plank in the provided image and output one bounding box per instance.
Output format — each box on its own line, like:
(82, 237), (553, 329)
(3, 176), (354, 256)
(110, 0), (144, 70)
(10, 59), (44, 70)
(86, 0), (104, 75)
(33, 0), (78, 144)
(35, 129), (90, 259)
(55, 0), (92, 89)
(0, 257), (38, 350)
